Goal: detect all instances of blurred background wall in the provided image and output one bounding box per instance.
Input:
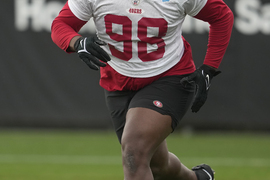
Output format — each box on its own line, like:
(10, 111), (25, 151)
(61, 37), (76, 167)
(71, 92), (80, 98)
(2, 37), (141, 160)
(0, 0), (269, 131)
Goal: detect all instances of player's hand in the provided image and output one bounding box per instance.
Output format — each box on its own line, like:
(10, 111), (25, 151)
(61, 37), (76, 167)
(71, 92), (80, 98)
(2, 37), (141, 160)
(74, 36), (111, 70)
(180, 64), (221, 113)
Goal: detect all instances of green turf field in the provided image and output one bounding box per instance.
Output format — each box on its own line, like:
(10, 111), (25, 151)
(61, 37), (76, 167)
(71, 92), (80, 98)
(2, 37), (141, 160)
(0, 129), (269, 180)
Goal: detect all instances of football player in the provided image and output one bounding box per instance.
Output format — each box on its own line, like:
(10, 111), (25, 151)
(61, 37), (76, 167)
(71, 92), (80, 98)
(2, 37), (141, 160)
(51, 0), (233, 179)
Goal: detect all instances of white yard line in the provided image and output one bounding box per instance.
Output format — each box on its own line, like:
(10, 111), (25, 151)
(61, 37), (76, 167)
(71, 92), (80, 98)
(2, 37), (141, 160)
(0, 154), (121, 165)
(0, 154), (269, 167)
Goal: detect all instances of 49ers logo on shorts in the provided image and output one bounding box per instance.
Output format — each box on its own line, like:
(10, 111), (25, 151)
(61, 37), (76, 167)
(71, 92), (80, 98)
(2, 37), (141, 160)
(131, 0), (140, 6)
(153, 100), (163, 108)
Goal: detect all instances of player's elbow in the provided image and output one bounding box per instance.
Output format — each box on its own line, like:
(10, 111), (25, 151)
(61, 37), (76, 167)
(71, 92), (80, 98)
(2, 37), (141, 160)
(224, 7), (234, 30)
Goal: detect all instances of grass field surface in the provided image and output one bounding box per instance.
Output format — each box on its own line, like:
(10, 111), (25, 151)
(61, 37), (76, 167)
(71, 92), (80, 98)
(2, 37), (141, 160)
(0, 129), (269, 180)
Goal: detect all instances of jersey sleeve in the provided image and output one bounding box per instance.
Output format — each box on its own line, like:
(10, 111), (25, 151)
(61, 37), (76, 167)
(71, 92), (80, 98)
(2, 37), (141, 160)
(51, 2), (87, 52)
(182, 0), (208, 16)
(68, 0), (93, 21)
(194, 0), (234, 68)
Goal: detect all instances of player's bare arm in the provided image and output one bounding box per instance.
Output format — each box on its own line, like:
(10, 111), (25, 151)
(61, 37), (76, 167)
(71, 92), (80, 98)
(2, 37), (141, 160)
(67, 36), (81, 52)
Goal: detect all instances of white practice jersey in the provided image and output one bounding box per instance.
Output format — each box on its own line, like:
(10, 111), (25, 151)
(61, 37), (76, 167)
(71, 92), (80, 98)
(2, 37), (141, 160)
(69, 0), (207, 77)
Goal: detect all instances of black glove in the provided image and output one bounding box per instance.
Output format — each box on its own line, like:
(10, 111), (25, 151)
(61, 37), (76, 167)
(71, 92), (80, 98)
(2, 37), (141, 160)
(180, 64), (221, 113)
(74, 36), (111, 70)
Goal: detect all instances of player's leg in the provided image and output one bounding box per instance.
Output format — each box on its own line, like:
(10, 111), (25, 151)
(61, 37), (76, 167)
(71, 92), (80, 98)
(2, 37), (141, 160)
(150, 140), (197, 180)
(121, 107), (173, 180)
(122, 107), (198, 180)
(151, 147), (215, 180)
(121, 75), (192, 180)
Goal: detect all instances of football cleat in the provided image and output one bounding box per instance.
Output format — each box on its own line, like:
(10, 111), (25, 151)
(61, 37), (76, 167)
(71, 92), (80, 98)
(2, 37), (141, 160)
(192, 164), (215, 180)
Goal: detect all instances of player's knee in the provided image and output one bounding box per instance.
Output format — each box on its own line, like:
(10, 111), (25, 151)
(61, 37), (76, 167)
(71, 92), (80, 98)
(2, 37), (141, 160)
(122, 148), (137, 173)
(121, 142), (149, 173)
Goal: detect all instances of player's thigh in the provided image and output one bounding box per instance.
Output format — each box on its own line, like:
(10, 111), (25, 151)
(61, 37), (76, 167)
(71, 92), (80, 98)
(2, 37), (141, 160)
(122, 107), (172, 157)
